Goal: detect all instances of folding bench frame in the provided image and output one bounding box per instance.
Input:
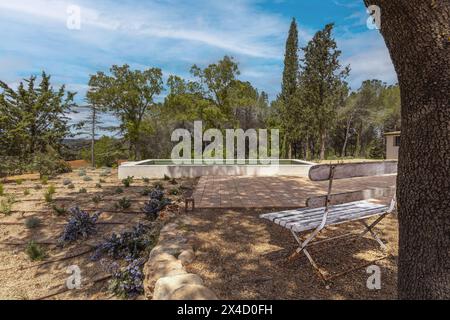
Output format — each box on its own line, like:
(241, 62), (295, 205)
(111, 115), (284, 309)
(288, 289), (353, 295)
(288, 165), (397, 284)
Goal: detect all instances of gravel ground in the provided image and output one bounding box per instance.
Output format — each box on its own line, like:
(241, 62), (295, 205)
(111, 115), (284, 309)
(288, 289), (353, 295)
(0, 169), (190, 300)
(185, 205), (399, 300)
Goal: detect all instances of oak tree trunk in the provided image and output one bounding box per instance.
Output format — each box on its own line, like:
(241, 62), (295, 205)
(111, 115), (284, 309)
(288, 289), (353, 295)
(364, 0), (449, 299)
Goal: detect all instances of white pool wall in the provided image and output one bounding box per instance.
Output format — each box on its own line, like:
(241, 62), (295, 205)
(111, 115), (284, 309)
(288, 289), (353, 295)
(118, 159), (316, 179)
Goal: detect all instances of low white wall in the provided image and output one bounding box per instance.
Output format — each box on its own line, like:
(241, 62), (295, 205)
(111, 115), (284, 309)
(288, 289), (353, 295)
(118, 160), (313, 179)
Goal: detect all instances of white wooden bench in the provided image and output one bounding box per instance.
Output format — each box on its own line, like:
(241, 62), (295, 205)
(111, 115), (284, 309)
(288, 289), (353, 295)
(260, 161), (397, 283)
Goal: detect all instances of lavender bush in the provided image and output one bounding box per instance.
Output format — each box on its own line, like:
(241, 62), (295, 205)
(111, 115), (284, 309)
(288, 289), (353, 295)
(58, 207), (99, 246)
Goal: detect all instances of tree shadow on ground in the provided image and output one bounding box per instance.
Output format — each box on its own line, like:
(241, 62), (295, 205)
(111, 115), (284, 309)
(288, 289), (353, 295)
(185, 207), (398, 300)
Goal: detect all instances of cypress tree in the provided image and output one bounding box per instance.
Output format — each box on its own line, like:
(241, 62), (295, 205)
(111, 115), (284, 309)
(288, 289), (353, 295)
(280, 18), (299, 158)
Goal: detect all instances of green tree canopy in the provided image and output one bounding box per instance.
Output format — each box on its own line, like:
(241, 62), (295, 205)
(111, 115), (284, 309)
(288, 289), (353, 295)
(280, 18), (300, 157)
(0, 72), (75, 158)
(299, 23), (350, 160)
(87, 65), (164, 160)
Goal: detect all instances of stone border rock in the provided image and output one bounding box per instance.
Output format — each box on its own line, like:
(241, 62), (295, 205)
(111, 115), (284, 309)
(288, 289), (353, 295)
(143, 216), (218, 300)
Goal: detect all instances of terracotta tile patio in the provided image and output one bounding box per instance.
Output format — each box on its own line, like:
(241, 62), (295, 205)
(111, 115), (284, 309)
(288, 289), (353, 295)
(193, 175), (396, 208)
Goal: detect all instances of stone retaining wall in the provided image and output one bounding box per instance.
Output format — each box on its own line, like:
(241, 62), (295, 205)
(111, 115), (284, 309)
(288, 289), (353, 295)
(143, 216), (218, 300)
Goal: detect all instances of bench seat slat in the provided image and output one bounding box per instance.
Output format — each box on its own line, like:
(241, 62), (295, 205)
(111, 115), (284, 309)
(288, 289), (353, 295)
(275, 202), (383, 225)
(281, 204), (386, 229)
(260, 201), (365, 221)
(260, 201), (389, 233)
(290, 207), (388, 233)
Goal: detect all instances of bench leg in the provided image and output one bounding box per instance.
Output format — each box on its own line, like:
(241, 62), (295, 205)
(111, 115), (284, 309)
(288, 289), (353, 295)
(288, 215), (391, 285)
(302, 248), (329, 283)
(289, 230), (329, 284)
(359, 213), (389, 251)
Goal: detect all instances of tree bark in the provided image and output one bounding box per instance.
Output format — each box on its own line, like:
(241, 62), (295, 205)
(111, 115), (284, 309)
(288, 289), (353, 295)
(319, 130), (327, 160)
(363, 0), (450, 299)
(91, 107), (96, 168)
(304, 135), (311, 161)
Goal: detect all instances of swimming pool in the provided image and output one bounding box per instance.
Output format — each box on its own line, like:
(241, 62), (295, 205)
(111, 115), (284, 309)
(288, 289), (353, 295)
(118, 159), (316, 179)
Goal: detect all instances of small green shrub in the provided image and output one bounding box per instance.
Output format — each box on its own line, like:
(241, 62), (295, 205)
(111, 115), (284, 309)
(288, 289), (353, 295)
(115, 187), (124, 194)
(52, 205), (68, 216)
(79, 188), (87, 194)
(122, 176), (134, 188)
(40, 176), (49, 185)
(153, 182), (164, 190)
(115, 197), (131, 210)
(99, 168), (111, 177)
(47, 185), (56, 195)
(63, 179), (72, 186)
(44, 185), (56, 202)
(95, 183), (102, 189)
(78, 169), (87, 177)
(16, 179), (23, 185)
(92, 195), (102, 205)
(44, 192), (53, 203)
(140, 187), (151, 196)
(23, 189), (31, 196)
(26, 241), (46, 261)
(0, 196), (14, 215)
(0, 183), (4, 196)
(83, 176), (93, 182)
(25, 217), (41, 229)
(142, 177), (150, 184)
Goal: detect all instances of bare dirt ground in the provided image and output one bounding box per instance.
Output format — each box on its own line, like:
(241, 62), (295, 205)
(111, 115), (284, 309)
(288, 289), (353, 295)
(0, 168), (192, 300)
(1, 166), (399, 300)
(185, 205), (399, 300)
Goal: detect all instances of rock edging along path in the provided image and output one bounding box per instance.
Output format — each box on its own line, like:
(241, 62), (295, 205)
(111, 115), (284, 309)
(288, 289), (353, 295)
(143, 217), (218, 300)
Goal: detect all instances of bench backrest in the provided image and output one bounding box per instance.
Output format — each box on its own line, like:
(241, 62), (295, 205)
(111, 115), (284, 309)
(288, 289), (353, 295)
(306, 186), (396, 208)
(308, 161), (398, 181)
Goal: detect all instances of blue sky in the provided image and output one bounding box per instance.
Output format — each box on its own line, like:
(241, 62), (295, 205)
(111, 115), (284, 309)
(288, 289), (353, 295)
(0, 0), (397, 128)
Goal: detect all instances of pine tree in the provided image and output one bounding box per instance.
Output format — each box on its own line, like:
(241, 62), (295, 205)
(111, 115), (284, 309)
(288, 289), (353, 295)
(280, 18), (299, 158)
(75, 104), (112, 168)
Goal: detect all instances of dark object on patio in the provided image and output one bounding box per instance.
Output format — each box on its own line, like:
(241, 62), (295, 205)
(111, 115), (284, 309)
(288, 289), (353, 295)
(185, 197), (195, 212)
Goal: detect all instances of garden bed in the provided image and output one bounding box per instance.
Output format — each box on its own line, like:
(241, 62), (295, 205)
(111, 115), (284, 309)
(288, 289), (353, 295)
(0, 168), (195, 300)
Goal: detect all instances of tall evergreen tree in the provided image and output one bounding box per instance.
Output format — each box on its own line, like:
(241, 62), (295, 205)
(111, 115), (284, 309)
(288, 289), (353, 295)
(280, 18), (300, 158)
(0, 72), (75, 158)
(75, 104), (112, 168)
(299, 23), (349, 160)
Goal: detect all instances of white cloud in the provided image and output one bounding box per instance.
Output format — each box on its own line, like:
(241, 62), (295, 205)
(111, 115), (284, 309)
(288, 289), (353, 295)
(0, 0), (398, 102)
(0, 0), (290, 59)
(338, 31), (397, 90)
